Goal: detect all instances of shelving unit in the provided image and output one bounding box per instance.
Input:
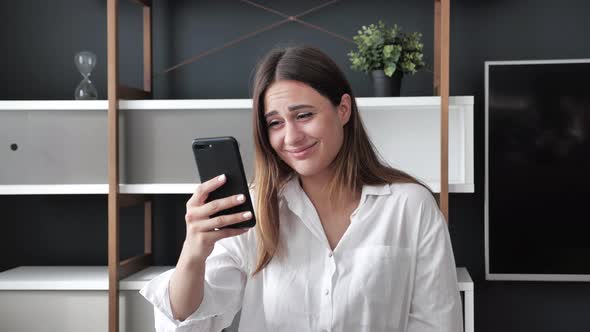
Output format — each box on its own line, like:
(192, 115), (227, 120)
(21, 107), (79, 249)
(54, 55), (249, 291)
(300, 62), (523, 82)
(0, 99), (475, 332)
(0, 1), (476, 331)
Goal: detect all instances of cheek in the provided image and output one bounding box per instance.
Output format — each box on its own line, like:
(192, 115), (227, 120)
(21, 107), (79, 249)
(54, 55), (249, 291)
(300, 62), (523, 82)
(302, 115), (330, 139)
(318, 116), (343, 144)
(268, 131), (282, 153)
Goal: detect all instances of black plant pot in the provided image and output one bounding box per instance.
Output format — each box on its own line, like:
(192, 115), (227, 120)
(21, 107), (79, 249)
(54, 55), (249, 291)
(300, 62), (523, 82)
(371, 70), (403, 97)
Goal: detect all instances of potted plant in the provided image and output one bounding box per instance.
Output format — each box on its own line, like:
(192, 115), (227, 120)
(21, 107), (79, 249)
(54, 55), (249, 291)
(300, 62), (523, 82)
(348, 21), (425, 96)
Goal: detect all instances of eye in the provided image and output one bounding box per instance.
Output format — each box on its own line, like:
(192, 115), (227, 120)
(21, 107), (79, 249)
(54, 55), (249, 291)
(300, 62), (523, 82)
(296, 112), (313, 120)
(267, 120), (282, 128)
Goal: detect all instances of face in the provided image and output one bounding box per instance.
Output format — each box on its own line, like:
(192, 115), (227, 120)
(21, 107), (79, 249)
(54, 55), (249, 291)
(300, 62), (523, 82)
(263, 80), (351, 178)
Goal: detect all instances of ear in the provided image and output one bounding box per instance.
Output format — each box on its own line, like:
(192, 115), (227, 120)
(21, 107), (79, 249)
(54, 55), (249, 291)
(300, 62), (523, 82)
(337, 94), (352, 126)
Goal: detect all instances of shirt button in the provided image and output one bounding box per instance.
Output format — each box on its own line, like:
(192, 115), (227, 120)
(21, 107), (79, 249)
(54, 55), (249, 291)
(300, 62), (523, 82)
(328, 252), (333, 258)
(324, 289), (329, 295)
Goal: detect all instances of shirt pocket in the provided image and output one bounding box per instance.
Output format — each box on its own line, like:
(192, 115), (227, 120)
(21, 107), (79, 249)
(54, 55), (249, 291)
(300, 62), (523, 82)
(346, 245), (412, 329)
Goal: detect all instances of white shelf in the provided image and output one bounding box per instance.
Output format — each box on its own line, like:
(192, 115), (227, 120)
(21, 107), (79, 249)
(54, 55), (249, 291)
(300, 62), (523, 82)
(120, 99), (252, 110)
(0, 266), (173, 291)
(118, 96), (473, 111)
(120, 266), (173, 290)
(0, 184), (108, 195)
(1, 96), (474, 194)
(0, 100), (107, 111)
(0, 183), (198, 195)
(119, 184), (196, 194)
(456, 267), (474, 291)
(0, 182), (474, 195)
(0, 96), (473, 111)
(0, 184), (195, 195)
(122, 183), (474, 194)
(357, 96), (473, 109)
(0, 266), (108, 290)
(0, 265), (470, 292)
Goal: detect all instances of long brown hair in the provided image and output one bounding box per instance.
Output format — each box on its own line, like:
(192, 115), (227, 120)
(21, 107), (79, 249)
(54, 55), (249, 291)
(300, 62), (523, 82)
(250, 45), (428, 275)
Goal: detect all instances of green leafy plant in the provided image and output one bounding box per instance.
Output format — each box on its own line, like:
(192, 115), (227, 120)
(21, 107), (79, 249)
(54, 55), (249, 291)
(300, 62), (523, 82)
(348, 21), (425, 77)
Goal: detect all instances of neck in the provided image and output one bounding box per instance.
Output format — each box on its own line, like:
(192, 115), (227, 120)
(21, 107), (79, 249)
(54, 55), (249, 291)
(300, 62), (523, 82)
(299, 170), (331, 201)
(299, 169), (361, 211)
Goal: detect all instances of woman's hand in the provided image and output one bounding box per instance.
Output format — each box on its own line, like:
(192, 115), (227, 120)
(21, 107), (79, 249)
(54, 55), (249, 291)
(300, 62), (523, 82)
(179, 174), (252, 266)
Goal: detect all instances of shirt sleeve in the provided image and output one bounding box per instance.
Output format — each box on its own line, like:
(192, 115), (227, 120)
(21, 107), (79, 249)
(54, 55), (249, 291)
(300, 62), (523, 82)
(139, 228), (254, 332)
(406, 188), (464, 332)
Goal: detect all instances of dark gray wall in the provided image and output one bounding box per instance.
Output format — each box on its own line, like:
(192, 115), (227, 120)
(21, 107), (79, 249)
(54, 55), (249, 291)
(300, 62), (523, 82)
(0, 0), (172, 99)
(2, 1), (590, 331)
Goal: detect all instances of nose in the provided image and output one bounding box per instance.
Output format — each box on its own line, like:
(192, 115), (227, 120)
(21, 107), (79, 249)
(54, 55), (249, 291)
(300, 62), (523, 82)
(284, 120), (305, 146)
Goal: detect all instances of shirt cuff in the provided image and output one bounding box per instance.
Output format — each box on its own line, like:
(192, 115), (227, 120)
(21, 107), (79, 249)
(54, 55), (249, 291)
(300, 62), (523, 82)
(139, 268), (219, 330)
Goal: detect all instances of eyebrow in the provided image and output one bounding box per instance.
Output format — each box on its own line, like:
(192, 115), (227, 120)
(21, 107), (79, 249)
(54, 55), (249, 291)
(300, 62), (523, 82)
(264, 104), (315, 119)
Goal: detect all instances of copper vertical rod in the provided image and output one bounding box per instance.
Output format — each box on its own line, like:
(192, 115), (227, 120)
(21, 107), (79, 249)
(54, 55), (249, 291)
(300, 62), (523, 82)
(107, 0), (120, 330)
(145, 200), (152, 254)
(143, 6), (152, 93)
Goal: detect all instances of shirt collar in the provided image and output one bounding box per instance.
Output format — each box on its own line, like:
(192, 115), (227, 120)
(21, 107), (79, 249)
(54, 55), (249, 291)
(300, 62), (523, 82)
(279, 175), (392, 245)
(280, 175), (391, 209)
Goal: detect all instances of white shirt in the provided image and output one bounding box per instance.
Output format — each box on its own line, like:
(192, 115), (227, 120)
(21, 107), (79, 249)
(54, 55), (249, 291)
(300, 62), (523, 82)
(140, 176), (463, 332)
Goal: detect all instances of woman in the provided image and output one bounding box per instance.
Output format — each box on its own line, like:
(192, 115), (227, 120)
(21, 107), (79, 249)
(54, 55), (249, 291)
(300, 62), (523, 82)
(141, 46), (463, 332)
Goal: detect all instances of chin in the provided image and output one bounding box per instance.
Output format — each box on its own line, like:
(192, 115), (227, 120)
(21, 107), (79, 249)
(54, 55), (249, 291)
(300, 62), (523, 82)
(286, 161), (325, 178)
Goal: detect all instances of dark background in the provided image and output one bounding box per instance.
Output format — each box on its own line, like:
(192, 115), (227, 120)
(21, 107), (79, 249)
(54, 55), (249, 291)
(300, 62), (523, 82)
(1, 0), (590, 331)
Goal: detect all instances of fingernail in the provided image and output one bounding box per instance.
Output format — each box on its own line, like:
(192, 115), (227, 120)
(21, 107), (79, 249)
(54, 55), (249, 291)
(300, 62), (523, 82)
(243, 211), (252, 219)
(218, 174), (226, 182)
(237, 194), (245, 201)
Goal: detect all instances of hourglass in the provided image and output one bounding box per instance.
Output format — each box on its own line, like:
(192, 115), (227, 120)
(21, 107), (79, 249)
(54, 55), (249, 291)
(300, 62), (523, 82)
(74, 51), (98, 100)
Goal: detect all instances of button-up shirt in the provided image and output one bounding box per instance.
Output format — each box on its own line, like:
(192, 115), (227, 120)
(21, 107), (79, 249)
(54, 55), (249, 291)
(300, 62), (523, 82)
(140, 176), (463, 332)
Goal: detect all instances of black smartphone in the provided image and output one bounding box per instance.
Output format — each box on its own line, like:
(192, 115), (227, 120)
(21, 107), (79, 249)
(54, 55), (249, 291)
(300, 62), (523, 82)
(191, 136), (256, 229)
